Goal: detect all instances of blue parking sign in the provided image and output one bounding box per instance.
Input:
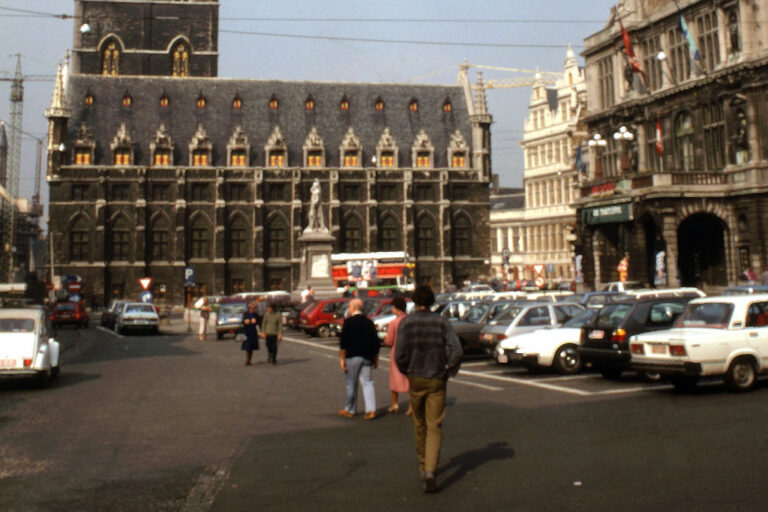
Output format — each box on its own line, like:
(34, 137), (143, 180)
(140, 290), (154, 303)
(184, 266), (195, 287)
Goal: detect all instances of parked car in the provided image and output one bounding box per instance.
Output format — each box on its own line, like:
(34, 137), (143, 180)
(371, 300), (415, 339)
(100, 300), (125, 329)
(600, 281), (645, 293)
(556, 291), (628, 309)
(722, 285), (768, 295)
(478, 303), (586, 356)
(451, 300), (526, 353)
(51, 301), (89, 328)
(578, 289), (704, 381)
(329, 298), (395, 335)
(0, 308), (60, 387)
(215, 300), (249, 339)
(630, 294), (768, 392)
(114, 302), (160, 335)
(435, 299), (476, 321)
(496, 308), (598, 374)
(298, 297), (349, 337)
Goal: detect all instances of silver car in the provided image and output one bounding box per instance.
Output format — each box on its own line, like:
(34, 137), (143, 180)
(114, 302), (160, 335)
(0, 308), (60, 387)
(477, 303), (585, 356)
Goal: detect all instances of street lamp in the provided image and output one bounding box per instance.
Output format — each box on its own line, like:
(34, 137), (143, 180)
(587, 133), (607, 178)
(656, 50), (677, 85)
(613, 126), (635, 173)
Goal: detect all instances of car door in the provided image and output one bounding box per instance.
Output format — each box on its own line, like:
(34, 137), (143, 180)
(744, 301), (768, 365)
(510, 306), (551, 336)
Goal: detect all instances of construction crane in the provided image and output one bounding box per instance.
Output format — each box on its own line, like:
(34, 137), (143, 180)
(0, 54), (54, 282)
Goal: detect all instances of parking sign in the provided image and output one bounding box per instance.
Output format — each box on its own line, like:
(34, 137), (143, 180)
(184, 266), (195, 287)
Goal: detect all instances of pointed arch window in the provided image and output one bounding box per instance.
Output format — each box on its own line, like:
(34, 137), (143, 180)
(342, 215), (364, 253)
(110, 216), (131, 261)
(266, 216), (289, 259)
(303, 127), (325, 167)
(340, 127), (361, 168)
(73, 123), (95, 165)
(102, 40), (120, 76)
(189, 124), (212, 166)
(70, 217), (90, 261)
(172, 42), (190, 77)
(110, 123), (133, 166)
(416, 215), (436, 257)
(151, 217), (170, 261)
(265, 126), (287, 167)
(190, 216), (210, 259)
(379, 215), (400, 251)
(376, 127), (398, 169)
(412, 129), (434, 169)
(151, 124), (174, 166)
(227, 125), (249, 167)
(453, 215), (472, 256)
(228, 216), (248, 259)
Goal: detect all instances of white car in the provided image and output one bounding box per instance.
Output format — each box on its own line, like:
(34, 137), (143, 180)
(115, 302), (160, 335)
(495, 309), (597, 374)
(0, 308), (60, 387)
(630, 294), (768, 392)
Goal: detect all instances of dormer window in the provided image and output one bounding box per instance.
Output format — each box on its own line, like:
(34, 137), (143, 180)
(307, 151), (323, 167)
(340, 127), (362, 169)
(227, 125), (249, 167)
(448, 130), (469, 169)
(154, 149), (171, 166)
(451, 154), (466, 167)
(375, 98), (384, 111)
(84, 94), (94, 106)
(230, 150), (247, 166)
(409, 100), (419, 112)
(269, 153), (285, 167)
(269, 96), (279, 110)
(305, 97), (315, 110)
(160, 94), (169, 108)
(411, 129), (434, 169)
(75, 149), (92, 165)
(375, 127), (398, 169)
(122, 94), (132, 107)
(380, 152), (395, 168)
(189, 124), (212, 167)
(196, 95), (206, 109)
(114, 149), (132, 165)
(415, 153), (431, 168)
(233, 96), (242, 109)
(110, 123), (133, 166)
(151, 124), (174, 167)
(303, 127), (325, 168)
(73, 123), (96, 166)
(340, 98), (349, 111)
(443, 100), (452, 113)
(265, 126), (288, 168)
(192, 150), (209, 166)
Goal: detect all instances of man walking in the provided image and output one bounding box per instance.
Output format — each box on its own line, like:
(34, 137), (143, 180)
(396, 284), (463, 493)
(338, 298), (380, 420)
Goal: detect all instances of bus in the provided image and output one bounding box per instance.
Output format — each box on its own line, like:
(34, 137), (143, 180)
(331, 251), (414, 293)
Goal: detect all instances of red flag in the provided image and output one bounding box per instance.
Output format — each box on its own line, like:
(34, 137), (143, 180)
(619, 20), (647, 85)
(655, 119), (663, 156)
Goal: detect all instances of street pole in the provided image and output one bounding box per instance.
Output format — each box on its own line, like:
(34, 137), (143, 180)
(186, 285), (191, 333)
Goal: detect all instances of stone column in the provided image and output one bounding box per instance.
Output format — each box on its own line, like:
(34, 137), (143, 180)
(636, 123), (648, 171)
(662, 213), (680, 288)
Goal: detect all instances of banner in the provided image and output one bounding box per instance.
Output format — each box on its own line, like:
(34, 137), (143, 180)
(654, 251), (667, 286)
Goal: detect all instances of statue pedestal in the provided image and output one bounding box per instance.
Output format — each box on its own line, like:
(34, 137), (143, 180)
(297, 230), (337, 299)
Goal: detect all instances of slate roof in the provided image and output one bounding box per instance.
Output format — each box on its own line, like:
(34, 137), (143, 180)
(490, 192), (525, 211)
(65, 75), (472, 168)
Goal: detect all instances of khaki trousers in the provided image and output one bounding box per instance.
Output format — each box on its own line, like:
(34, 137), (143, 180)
(408, 375), (447, 474)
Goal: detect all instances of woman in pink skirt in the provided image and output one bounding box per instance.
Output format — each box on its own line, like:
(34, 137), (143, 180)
(384, 297), (411, 415)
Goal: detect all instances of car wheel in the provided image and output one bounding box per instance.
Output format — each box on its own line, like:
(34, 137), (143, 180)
(152, 327), (159, 335)
(317, 324), (331, 338)
(670, 375), (698, 393)
(600, 368), (623, 380)
(725, 357), (757, 392)
(217, 332), (224, 340)
(639, 370), (662, 383)
(553, 345), (581, 375)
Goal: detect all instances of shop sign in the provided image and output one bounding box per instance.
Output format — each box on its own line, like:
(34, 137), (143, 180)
(581, 203), (633, 225)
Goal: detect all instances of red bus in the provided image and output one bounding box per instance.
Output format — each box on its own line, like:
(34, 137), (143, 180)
(331, 251), (414, 292)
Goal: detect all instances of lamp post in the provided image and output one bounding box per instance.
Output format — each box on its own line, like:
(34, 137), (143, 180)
(587, 133), (607, 179)
(613, 126), (635, 173)
(656, 51), (677, 86)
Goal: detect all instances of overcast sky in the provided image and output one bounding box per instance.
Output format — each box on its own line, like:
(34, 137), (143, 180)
(0, 0), (614, 211)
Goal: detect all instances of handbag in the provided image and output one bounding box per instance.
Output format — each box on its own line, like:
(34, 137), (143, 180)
(235, 333), (246, 343)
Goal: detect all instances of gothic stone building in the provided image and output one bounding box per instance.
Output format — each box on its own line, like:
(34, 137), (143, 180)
(46, 0), (492, 305)
(575, 0), (768, 291)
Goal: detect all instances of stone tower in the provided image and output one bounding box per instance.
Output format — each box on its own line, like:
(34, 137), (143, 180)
(0, 122), (7, 189)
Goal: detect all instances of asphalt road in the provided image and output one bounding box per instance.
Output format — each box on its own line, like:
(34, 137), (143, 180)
(2, 320), (768, 511)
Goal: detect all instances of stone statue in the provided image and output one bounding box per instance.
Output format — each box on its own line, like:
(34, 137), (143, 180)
(305, 178), (327, 233)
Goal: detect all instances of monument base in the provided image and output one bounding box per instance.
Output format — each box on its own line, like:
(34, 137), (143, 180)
(296, 230), (337, 299)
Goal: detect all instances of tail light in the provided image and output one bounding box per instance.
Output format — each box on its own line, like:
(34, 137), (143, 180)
(50, 315), (55, 321)
(630, 343), (644, 355)
(611, 328), (627, 342)
(669, 345), (687, 356)
(23, 358), (32, 367)
(75, 312), (81, 319)
(496, 334), (507, 342)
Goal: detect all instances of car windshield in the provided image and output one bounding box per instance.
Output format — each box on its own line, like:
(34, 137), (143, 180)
(680, 302), (734, 328)
(594, 304), (633, 328)
(219, 303), (247, 315)
(563, 308), (598, 328)
(55, 304), (75, 311)
(125, 304), (155, 314)
(489, 307), (524, 324)
(377, 304), (394, 316)
(463, 303), (490, 323)
(0, 318), (35, 332)
(364, 301), (383, 316)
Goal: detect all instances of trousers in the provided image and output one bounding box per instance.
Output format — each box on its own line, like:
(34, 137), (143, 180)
(344, 356), (376, 414)
(408, 375), (447, 474)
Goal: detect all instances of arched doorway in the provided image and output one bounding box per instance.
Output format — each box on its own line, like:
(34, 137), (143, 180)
(677, 214), (728, 287)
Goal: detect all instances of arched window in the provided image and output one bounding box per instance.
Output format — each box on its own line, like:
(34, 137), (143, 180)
(110, 217), (130, 261)
(453, 215), (471, 256)
(151, 217), (170, 261)
(190, 216), (210, 259)
(172, 42), (189, 77)
(342, 215), (363, 253)
(102, 40), (120, 76)
(70, 217), (90, 261)
(266, 216), (289, 259)
(379, 216), (400, 251)
(729, 11), (741, 54)
(416, 215), (436, 257)
(675, 112), (695, 171)
(228, 216), (248, 259)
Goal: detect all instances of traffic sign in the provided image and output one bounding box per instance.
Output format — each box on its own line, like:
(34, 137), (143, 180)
(67, 281), (82, 293)
(532, 264), (545, 276)
(184, 266), (195, 287)
(138, 277), (153, 291)
(69, 293), (83, 303)
(534, 276), (545, 288)
(139, 290), (154, 303)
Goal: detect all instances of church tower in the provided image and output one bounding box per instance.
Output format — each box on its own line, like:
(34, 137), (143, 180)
(72, 0), (219, 77)
(0, 122), (7, 189)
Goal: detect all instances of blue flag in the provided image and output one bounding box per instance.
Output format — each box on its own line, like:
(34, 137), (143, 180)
(679, 15), (701, 62)
(574, 144), (587, 175)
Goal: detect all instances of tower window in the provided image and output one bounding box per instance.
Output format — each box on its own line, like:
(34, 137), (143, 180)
(172, 42), (189, 77)
(102, 41), (119, 76)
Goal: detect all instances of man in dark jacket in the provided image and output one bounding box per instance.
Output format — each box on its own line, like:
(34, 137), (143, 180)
(396, 284), (463, 493)
(339, 298), (380, 420)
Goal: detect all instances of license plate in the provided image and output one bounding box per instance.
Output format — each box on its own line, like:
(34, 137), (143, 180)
(0, 359), (17, 368)
(497, 354), (509, 364)
(483, 333), (494, 341)
(651, 344), (666, 354)
(588, 330), (604, 339)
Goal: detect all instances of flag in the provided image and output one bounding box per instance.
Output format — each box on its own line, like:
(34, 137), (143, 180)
(574, 143), (587, 175)
(618, 20), (647, 84)
(655, 119), (663, 156)
(679, 15), (701, 63)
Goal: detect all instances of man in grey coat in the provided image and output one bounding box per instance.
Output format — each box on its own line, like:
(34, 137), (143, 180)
(396, 284), (463, 493)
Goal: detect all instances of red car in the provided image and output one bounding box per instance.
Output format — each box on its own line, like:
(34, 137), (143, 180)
(298, 298), (349, 337)
(51, 302), (89, 328)
(330, 298), (395, 335)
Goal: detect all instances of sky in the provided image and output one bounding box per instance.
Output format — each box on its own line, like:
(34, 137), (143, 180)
(0, 0), (615, 214)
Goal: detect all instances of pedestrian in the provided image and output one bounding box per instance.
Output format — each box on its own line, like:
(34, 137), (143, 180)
(744, 267), (758, 284)
(301, 285), (313, 303)
(383, 296), (411, 415)
(260, 303), (283, 364)
(338, 298), (380, 420)
(198, 297), (212, 341)
(241, 301), (260, 365)
(395, 284), (463, 493)
(617, 254), (629, 283)
(342, 284), (353, 298)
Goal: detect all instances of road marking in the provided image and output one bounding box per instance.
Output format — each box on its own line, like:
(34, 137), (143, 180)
(96, 326), (123, 339)
(457, 368), (593, 396)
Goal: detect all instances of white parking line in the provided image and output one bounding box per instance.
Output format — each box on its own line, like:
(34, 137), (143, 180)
(96, 325), (123, 339)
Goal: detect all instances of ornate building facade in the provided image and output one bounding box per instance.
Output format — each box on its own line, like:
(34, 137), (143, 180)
(47, 0), (492, 305)
(575, 0), (768, 291)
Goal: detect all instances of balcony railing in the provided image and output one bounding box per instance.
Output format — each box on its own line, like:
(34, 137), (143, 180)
(578, 169), (757, 199)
